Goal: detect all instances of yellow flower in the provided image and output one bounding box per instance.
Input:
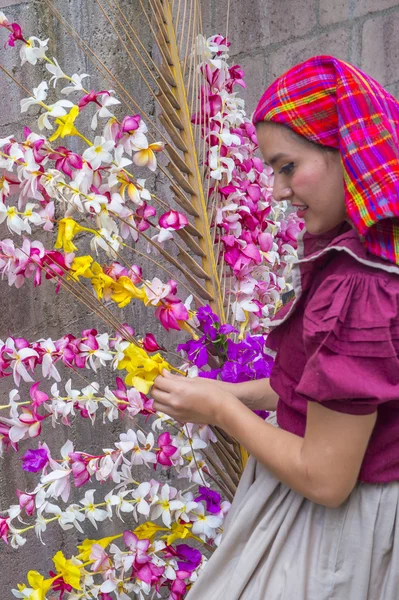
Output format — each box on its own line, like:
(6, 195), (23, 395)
(69, 255), (94, 280)
(49, 105), (80, 142)
(76, 534), (123, 561)
(53, 551), (82, 590)
(117, 343), (170, 394)
(55, 218), (97, 254)
(89, 262), (115, 300)
(110, 275), (148, 308)
(25, 571), (53, 600)
(160, 521), (202, 546)
(133, 521), (168, 541)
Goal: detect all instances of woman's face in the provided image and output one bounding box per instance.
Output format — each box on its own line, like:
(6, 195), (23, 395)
(256, 123), (347, 235)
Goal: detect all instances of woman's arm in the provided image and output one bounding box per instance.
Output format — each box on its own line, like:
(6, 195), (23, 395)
(214, 378), (279, 411)
(152, 372), (377, 508)
(218, 397), (377, 508)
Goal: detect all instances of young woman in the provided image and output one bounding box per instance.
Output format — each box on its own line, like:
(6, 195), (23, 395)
(152, 55), (399, 599)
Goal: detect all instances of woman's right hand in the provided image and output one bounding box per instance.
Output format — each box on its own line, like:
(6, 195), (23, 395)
(211, 378), (278, 412)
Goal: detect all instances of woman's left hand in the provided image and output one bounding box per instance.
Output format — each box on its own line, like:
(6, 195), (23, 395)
(151, 370), (235, 426)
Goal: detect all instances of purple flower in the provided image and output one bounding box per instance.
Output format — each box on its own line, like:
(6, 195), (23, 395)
(175, 544), (202, 572)
(198, 369), (221, 380)
(195, 486), (222, 514)
(21, 448), (49, 472)
(220, 361), (251, 383)
(197, 305), (220, 340)
(177, 337), (209, 368)
(219, 323), (238, 335)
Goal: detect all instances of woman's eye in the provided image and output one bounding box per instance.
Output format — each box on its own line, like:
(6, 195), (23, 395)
(279, 162), (294, 175)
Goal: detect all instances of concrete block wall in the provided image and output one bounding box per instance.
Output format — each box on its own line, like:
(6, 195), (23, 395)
(0, 0), (399, 594)
(201, 0), (399, 105)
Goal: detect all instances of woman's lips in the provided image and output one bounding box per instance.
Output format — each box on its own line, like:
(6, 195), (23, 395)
(293, 205), (308, 218)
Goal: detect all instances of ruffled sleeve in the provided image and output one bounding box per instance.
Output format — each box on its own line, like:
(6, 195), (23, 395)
(295, 271), (399, 415)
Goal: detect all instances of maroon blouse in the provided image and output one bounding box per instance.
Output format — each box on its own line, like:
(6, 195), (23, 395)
(266, 221), (399, 483)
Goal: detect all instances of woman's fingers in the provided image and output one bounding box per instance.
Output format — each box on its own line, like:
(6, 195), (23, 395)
(151, 388), (170, 404)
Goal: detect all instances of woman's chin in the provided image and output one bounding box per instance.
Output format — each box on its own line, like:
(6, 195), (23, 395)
(304, 216), (346, 235)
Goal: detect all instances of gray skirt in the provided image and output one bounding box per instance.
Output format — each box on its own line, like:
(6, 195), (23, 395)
(186, 413), (399, 600)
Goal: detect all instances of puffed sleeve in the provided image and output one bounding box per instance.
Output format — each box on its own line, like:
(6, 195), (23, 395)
(295, 271), (399, 415)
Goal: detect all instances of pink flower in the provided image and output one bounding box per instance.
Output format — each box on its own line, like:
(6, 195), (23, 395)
(159, 210), (188, 230)
(123, 531), (151, 565)
(258, 232), (273, 253)
(29, 382), (49, 408)
(69, 452), (91, 487)
(16, 489), (35, 516)
(134, 561), (165, 586)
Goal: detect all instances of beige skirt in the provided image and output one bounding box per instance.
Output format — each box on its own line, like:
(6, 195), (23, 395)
(186, 413), (399, 600)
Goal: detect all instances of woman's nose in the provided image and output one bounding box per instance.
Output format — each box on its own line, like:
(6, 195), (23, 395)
(273, 181), (293, 202)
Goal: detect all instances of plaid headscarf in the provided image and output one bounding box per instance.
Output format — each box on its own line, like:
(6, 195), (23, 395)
(253, 55), (399, 265)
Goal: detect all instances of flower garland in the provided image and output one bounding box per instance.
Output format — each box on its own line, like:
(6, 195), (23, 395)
(0, 11), (302, 600)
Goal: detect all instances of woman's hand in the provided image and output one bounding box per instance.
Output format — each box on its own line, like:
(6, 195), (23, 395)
(151, 370), (238, 426)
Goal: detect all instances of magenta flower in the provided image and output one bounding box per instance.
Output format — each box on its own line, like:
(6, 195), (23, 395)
(49, 570), (72, 600)
(155, 432), (177, 468)
(155, 297), (188, 331)
(158, 210), (188, 230)
(78, 89), (110, 109)
(170, 578), (187, 600)
(4, 23), (26, 47)
(49, 146), (83, 177)
(0, 517), (9, 544)
(116, 114), (141, 141)
(21, 447), (49, 472)
(135, 202), (157, 232)
(142, 333), (164, 353)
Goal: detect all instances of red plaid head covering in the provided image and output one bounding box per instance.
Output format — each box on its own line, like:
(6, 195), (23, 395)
(253, 55), (399, 265)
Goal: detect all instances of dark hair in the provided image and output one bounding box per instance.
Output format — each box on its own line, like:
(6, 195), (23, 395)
(255, 120), (338, 155)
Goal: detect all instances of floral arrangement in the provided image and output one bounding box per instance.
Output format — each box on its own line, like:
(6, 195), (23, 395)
(0, 6), (302, 600)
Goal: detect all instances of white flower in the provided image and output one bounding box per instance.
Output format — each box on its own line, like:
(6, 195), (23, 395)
(0, 204), (25, 235)
(20, 36), (49, 65)
(1, 142), (24, 172)
(90, 92), (121, 130)
(131, 482), (151, 518)
(82, 136), (115, 170)
(21, 202), (41, 234)
(191, 503), (223, 540)
(80, 489), (109, 529)
(20, 81), (48, 113)
(61, 72), (90, 95)
(151, 483), (184, 528)
(37, 99), (74, 130)
(46, 57), (67, 87)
